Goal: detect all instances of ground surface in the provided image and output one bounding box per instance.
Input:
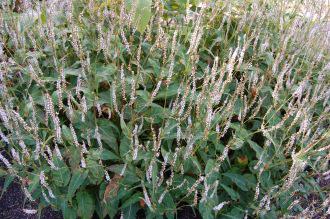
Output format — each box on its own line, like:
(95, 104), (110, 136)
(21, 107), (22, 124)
(1, 172), (329, 219)
(0, 177), (201, 219)
(0, 178), (62, 219)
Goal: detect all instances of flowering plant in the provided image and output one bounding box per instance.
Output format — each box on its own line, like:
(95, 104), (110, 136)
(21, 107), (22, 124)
(0, 0), (329, 218)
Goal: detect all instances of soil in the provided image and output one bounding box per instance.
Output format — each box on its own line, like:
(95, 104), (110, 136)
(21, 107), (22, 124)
(1, 161), (326, 219)
(177, 206), (202, 219)
(0, 177), (201, 219)
(1, 172), (328, 219)
(0, 178), (62, 219)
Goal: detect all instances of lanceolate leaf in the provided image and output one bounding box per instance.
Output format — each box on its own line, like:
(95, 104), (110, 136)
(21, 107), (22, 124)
(125, 0), (152, 33)
(1, 1), (328, 218)
(223, 173), (249, 191)
(67, 170), (88, 200)
(76, 190), (95, 219)
(121, 192), (143, 209)
(52, 158), (71, 187)
(122, 204), (139, 219)
(100, 149), (120, 160)
(247, 140), (263, 159)
(61, 201), (77, 219)
(221, 184), (240, 201)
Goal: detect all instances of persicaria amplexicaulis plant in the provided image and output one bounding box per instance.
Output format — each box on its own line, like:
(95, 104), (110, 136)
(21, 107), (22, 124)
(0, 0), (329, 218)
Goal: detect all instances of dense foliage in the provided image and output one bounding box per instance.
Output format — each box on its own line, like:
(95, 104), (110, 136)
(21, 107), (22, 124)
(0, 0), (329, 218)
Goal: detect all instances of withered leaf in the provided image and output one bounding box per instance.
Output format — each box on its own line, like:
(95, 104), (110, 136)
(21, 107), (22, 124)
(103, 174), (123, 203)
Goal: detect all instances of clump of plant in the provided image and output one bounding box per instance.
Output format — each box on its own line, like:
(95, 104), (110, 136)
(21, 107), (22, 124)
(0, 0), (329, 218)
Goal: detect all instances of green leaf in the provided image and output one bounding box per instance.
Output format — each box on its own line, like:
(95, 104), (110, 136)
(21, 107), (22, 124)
(266, 109), (282, 126)
(105, 199), (119, 218)
(67, 146), (81, 169)
(205, 159), (218, 184)
(260, 171), (273, 189)
(163, 193), (176, 219)
(120, 117), (131, 138)
(120, 136), (131, 159)
(199, 201), (215, 219)
(86, 157), (104, 184)
(27, 173), (40, 194)
(67, 170), (88, 199)
(1, 175), (14, 197)
(184, 157), (201, 175)
(52, 158), (71, 187)
(126, 0), (152, 33)
(229, 136), (245, 150)
(100, 149), (120, 160)
(61, 202), (77, 219)
(155, 83), (180, 100)
(247, 140), (263, 158)
(40, 7), (47, 25)
(95, 64), (116, 82)
(62, 125), (72, 141)
(136, 90), (150, 102)
(263, 52), (274, 66)
(147, 59), (161, 77)
(152, 161), (159, 189)
(76, 191), (95, 219)
(230, 123), (250, 140)
(63, 68), (81, 76)
(98, 119), (120, 149)
(223, 173), (249, 191)
(0, 168), (7, 177)
(149, 103), (171, 121)
(123, 203), (139, 219)
(221, 184), (240, 201)
(190, 156), (202, 174)
(227, 207), (245, 218)
(121, 192), (142, 209)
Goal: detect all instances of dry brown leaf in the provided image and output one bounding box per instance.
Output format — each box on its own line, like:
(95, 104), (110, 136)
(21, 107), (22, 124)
(103, 174), (122, 203)
(139, 199), (146, 208)
(101, 105), (112, 119)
